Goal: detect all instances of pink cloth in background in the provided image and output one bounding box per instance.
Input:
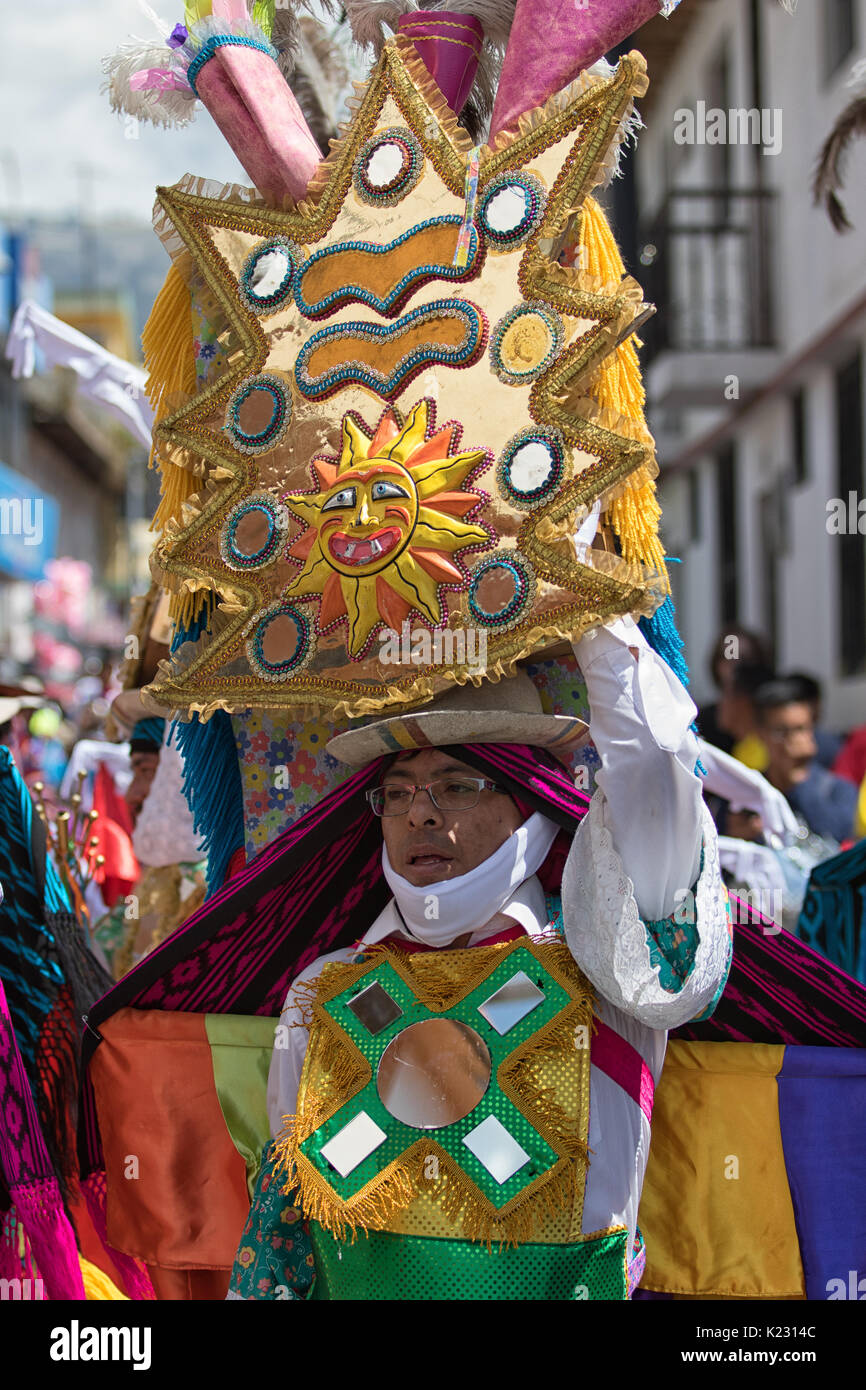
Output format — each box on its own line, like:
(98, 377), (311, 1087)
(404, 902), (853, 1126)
(490, 0), (663, 138)
(195, 45), (321, 205)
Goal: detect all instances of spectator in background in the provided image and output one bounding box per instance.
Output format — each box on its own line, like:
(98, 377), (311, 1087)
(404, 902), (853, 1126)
(716, 660), (775, 771)
(786, 672), (843, 770)
(124, 718), (165, 825)
(699, 626), (774, 756)
(754, 679), (859, 845)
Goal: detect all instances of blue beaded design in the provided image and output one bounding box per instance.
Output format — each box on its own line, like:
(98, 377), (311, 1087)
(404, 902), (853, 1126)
(220, 492), (289, 571)
(294, 217), (480, 321)
(295, 299), (486, 401)
(239, 238), (302, 316)
(497, 426), (567, 511)
(489, 302), (564, 387)
(246, 602), (312, 683)
(467, 551), (536, 631)
(478, 171), (547, 252)
(353, 127), (424, 207)
(224, 373), (292, 456)
(187, 33), (278, 97)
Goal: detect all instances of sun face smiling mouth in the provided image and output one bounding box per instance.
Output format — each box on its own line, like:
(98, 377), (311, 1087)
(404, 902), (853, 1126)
(327, 526), (404, 568)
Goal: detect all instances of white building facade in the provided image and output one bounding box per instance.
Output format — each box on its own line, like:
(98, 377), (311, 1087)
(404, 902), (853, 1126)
(629, 0), (866, 728)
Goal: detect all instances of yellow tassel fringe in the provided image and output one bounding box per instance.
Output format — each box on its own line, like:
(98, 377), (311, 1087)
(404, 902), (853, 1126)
(141, 263), (200, 537)
(578, 198), (669, 589)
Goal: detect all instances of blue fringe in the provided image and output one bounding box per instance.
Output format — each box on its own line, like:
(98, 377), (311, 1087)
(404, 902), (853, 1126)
(168, 599), (243, 895)
(638, 593), (689, 689)
(170, 599), (213, 653)
(170, 710), (245, 899)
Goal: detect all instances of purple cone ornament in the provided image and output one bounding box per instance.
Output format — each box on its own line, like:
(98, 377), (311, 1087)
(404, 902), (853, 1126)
(396, 10), (484, 114)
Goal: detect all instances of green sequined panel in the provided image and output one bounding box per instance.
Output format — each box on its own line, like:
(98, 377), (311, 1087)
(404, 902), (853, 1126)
(309, 1223), (628, 1301)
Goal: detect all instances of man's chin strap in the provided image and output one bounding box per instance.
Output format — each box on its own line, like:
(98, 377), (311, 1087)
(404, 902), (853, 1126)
(381, 812), (560, 948)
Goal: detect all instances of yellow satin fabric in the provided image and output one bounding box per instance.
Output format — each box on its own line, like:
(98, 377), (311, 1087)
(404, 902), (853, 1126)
(639, 1041), (805, 1299)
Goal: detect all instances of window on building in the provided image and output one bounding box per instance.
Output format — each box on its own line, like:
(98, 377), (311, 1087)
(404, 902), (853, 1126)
(791, 387), (808, 486)
(716, 443), (738, 623)
(824, 0), (857, 80)
(836, 352), (866, 675)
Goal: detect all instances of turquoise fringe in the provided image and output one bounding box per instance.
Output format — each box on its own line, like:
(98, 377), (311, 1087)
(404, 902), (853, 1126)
(171, 712), (245, 898)
(169, 598), (243, 897)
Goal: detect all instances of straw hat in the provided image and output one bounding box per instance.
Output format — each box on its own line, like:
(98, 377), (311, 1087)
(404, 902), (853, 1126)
(327, 671), (589, 767)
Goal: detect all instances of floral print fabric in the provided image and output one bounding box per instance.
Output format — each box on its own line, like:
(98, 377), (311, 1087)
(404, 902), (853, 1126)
(228, 1144), (315, 1300)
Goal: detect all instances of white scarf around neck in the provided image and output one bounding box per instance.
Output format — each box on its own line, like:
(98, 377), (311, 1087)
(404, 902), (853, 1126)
(381, 812), (560, 947)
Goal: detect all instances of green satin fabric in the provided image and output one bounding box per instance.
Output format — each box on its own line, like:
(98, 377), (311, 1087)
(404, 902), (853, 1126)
(309, 1223), (629, 1301)
(205, 1013), (277, 1200)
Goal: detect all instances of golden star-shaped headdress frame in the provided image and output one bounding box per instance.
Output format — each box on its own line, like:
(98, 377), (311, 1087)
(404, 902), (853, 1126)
(145, 37), (662, 722)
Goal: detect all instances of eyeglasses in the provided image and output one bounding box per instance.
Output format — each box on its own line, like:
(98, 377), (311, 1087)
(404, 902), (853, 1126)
(366, 777), (504, 817)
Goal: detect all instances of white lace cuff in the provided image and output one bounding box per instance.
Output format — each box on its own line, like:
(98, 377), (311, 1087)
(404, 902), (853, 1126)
(562, 791), (730, 1029)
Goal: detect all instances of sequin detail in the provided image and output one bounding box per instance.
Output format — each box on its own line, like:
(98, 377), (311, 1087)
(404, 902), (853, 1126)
(309, 1224), (629, 1301)
(353, 127), (425, 207)
(224, 373), (292, 455)
(294, 217), (480, 320)
(246, 602), (313, 682)
(294, 300), (486, 400)
(219, 491), (290, 571)
(478, 171), (547, 252)
(467, 551), (536, 631)
(239, 238), (303, 316)
(497, 426), (567, 510)
(489, 301), (565, 386)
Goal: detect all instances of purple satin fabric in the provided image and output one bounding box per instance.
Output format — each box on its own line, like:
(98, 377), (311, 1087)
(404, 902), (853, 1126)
(397, 11), (483, 114)
(777, 1046), (866, 1301)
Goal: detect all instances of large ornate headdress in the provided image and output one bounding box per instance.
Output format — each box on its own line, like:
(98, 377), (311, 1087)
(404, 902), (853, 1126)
(109, 0), (684, 721)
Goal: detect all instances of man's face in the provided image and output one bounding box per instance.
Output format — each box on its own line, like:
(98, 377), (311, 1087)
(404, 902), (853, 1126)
(125, 751), (159, 824)
(760, 701), (817, 789)
(379, 747), (524, 887)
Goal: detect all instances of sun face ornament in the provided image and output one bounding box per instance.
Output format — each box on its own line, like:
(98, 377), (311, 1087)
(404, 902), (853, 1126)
(283, 401), (490, 657)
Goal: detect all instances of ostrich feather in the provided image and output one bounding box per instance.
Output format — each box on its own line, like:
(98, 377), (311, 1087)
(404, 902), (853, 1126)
(344, 0), (415, 54)
(102, 41), (197, 129)
(813, 94), (866, 232)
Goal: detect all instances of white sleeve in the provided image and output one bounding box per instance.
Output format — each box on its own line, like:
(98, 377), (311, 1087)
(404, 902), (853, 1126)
(266, 949), (353, 1139)
(572, 615), (703, 921)
(696, 738), (800, 843)
(562, 793), (731, 1029)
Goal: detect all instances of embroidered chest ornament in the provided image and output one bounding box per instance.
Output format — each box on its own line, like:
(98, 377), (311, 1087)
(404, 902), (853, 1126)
(147, 37), (661, 719)
(274, 936), (595, 1246)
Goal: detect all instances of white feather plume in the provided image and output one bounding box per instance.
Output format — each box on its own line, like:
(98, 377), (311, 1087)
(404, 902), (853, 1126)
(102, 41), (197, 129)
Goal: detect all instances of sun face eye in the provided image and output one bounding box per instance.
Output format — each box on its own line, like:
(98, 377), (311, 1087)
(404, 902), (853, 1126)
(370, 480), (410, 501)
(322, 487), (356, 512)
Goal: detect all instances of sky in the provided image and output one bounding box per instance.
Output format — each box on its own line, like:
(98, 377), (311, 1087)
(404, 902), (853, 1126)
(0, 0), (307, 227)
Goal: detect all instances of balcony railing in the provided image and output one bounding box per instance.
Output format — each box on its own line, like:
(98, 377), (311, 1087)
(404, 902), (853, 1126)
(637, 189), (776, 368)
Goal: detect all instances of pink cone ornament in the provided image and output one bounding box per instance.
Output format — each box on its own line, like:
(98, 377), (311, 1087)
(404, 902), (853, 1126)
(189, 0), (322, 205)
(193, 46), (322, 204)
(490, 0), (682, 138)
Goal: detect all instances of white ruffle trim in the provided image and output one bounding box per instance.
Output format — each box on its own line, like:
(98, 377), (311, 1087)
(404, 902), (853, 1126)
(562, 793), (730, 1029)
